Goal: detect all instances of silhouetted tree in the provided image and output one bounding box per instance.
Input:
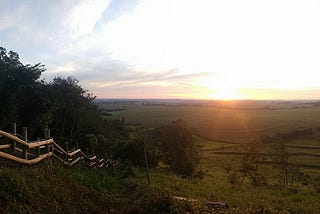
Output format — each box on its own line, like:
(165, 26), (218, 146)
(0, 47), (127, 153)
(0, 47), (45, 133)
(239, 141), (266, 186)
(154, 120), (200, 177)
(268, 136), (290, 188)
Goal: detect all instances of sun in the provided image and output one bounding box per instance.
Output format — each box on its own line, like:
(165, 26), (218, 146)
(209, 89), (248, 100)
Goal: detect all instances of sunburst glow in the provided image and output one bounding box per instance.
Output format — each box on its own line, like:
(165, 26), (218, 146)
(1, 0), (320, 99)
(209, 90), (248, 100)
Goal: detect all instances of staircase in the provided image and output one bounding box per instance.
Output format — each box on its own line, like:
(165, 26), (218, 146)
(0, 129), (119, 168)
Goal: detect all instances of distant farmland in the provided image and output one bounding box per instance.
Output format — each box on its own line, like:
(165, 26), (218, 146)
(100, 103), (320, 143)
(97, 100), (320, 212)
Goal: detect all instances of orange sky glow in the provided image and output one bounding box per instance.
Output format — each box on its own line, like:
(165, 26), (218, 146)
(1, 0), (320, 100)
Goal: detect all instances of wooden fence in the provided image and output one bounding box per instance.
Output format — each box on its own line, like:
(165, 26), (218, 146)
(0, 127), (118, 168)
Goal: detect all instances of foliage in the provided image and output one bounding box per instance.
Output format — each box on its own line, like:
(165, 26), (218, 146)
(82, 134), (98, 155)
(267, 136), (291, 188)
(238, 141), (267, 186)
(0, 154), (320, 213)
(0, 165), (113, 213)
(154, 120), (200, 177)
(2, 47), (320, 213)
(0, 47), (45, 131)
(229, 172), (241, 185)
(0, 47), (127, 156)
(46, 77), (94, 139)
(124, 188), (176, 214)
(112, 139), (160, 167)
(80, 133), (113, 157)
(124, 188), (198, 214)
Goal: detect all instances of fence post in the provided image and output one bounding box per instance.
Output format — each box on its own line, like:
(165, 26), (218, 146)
(12, 123), (17, 152)
(47, 129), (52, 152)
(143, 141), (150, 185)
(13, 123), (17, 135)
(47, 144), (50, 153)
(51, 141), (54, 153)
(22, 127), (28, 160)
(37, 137), (41, 156)
(43, 128), (48, 154)
(44, 128), (48, 139)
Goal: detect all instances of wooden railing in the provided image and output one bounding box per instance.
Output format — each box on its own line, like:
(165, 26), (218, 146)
(0, 129), (119, 168)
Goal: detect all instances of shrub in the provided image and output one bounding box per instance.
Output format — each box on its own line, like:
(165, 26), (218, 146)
(124, 188), (196, 214)
(154, 120), (200, 177)
(229, 172), (241, 185)
(112, 140), (160, 167)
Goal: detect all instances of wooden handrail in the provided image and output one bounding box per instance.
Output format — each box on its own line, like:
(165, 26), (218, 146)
(89, 162), (97, 167)
(70, 157), (84, 166)
(68, 149), (81, 157)
(0, 130), (53, 149)
(53, 148), (64, 155)
(52, 154), (84, 166)
(0, 129), (113, 168)
(53, 154), (72, 165)
(0, 144), (11, 149)
(15, 147), (37, 158)
(0, 130), (29, 147)
(29, 139), (53, 149)
(0, 151), (53, 165)
(79, 150), (96, 161)
(52, 141), (67, 154)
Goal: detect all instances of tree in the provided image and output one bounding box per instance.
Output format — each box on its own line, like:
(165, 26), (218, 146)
(154, 120), (200, 177)
(0, 47), (127, 154)
(0, 46), (132, 160)
(238, 141), (266, 186)
(46, 77), (95, 143)
(0, 47), (45, 132)
(268, 136), (290, 188)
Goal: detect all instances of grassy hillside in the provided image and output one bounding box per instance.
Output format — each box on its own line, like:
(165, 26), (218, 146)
(0, 164), (112, 213)
(1, 152), (319, 213)
(1, 133), (320, 213)
(1, 101), (320, 213)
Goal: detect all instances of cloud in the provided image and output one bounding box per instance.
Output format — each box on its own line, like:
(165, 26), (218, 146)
(1, 0), (320, 99)
(67, 0), (111, 37)
(240, 88), (320, 100)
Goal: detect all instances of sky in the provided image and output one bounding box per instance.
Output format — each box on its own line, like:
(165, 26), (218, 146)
(1, 0), (320, 100)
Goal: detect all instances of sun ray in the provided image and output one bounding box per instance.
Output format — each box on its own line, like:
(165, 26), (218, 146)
(207, 89), (248, 100)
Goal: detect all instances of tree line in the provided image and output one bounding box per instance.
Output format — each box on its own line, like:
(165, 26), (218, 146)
(0, 47), (200, 177)
(0, 47), (123, 151)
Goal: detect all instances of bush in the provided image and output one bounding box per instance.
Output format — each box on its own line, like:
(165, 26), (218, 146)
(125, 189), (174, 214)
(112, 140), (160, 168)
(225, 165), (232, 173)
(124, 188), (196, 214)
(314, 184), (320, 194)
(229, 172), (241, 185)
(154, 120), (200, 177)
(0, 172), (27, 202)
(0, 167), (113, 213)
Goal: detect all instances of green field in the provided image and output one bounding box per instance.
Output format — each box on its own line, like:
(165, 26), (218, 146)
(112, 105), (320, 143)
(1, 100), (320, 213)
(192, 135), (320, 212)
(96, 101), (320, 212)
(99, 101), (320, 167)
